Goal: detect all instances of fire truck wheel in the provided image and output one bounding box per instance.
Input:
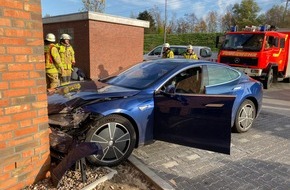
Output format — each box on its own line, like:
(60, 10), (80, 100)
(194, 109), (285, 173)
(233, 99), (256, 133)
(263, 68), (273, 89)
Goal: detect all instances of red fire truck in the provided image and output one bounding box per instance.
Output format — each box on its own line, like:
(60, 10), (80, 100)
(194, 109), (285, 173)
(216, 25), (290, 89)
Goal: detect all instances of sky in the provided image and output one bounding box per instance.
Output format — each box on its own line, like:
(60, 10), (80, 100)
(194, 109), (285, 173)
(41, 0), (286, 20)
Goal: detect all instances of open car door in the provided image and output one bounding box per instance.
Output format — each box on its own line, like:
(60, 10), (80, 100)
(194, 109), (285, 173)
(154, 92), (235, 154)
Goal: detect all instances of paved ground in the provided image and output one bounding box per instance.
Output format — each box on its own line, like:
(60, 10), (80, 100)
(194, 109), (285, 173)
(132, 82), (290, 190)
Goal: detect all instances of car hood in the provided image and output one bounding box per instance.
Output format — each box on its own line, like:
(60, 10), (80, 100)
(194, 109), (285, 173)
(47, 80), (140, 114)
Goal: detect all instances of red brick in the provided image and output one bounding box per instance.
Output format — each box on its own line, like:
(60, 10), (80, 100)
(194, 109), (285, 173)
(4, 9), (31, 20)
(0, 141), (7, 149)
(22, 149), (34, 158)
(0, 64), (7, 72)
(27, 39), (43, 46)
(12, 20), (25, 28)
(0, 123), (18, 133)
(0, 18), (11, 27)
(33, 116), (48, 125)
(0, 46), (6, 54)
(34, 143), (50, 154)
(19, 119), (32, 128)
(7, 47), (33, 54)
(24, 3), (41, 12)
(0, 172), (10, 181)
(10, 79), (35, 88)
(38, 108), (48, 116)
(4, 104), (31, 115)
(2, 72), (29, 80)
(36, 94), (48, 101)
(0, 131), (14, 141)
(3, 162), (16, 172)
(0, 55), (14, 63)
(30, 86), (46, 94)
(8, 136), (34, 147)
(1, 0), (23, 10)
(0, 175), (17, 190)
(35, 63), (45, 71)
(29, 71), (42, 78)
(8, 63), (34, 71)
(5, 28), (32, 37)
(12, 111), (37, 121)
(36, 79), (46, 86)
(0, 115), (12, 125)
(3, 88), (30, 97)
(0, 82), (9, 90)
(14, 126), (38, 137)
(15, 55), (28, 62)
(29, 55), (45, 64)
(32, 101), (47, 109)
(0, 37), (25, 45)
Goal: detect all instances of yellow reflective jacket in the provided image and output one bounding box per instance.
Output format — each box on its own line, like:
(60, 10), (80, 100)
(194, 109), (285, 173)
(44, 44), (61, 74)
(162, 49), (174, 58)
(57, 43), (75, 70)
(183, 52), (198, 60)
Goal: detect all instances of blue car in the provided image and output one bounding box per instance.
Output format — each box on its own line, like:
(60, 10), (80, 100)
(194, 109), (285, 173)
(48, 59), (263, 166)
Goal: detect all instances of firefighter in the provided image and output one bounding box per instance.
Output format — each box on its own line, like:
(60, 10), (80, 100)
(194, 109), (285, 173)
(183, 45), (198, 60)
(44, 33), (61, 92)
(57, 33), (76, 85)
(162, 43), (174, 58)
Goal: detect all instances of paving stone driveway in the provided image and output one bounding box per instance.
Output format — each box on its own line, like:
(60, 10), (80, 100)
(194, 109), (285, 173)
(133, 83), (290, 190)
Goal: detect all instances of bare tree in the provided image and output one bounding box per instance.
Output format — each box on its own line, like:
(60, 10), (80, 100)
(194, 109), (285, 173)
(206, 11), (218, 32)
(149, 5), (164, 34)
(184, 13), (198, 33)
(194, 19), (207, 33)
(176, 17), (189, 34)
(81, 0), (106, 13)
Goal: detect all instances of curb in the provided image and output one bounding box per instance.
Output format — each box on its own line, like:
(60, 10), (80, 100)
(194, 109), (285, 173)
(128, 155), (175, 190)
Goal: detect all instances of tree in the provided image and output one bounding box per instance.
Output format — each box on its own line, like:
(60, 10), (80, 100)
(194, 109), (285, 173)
(176, 17), (189, 34)
(81, 0), (106, 12)
(149, 6), (164, 34)
(206, 11), (218, 32)
(194, 19), (207, 33)
(137, 11), (156, 34)
(232, 0), (261, 29)
(259, 5), (287, 27)
(220, 10), (235, 32)
(184, 13), (198, 33)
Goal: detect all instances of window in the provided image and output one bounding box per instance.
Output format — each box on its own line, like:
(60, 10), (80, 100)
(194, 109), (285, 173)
(149, 47), (162, 55)
(163, 67), (203, 94)
(207, 65), (240, 86)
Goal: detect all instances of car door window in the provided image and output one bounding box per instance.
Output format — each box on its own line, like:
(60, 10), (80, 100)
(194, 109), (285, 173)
(149, 47), (162, 55)
(163, 66), (203, 94)
(207, 65), (240, 86)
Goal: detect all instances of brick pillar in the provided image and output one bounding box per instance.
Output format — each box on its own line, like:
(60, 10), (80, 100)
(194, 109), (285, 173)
(0, 1), (51, 189)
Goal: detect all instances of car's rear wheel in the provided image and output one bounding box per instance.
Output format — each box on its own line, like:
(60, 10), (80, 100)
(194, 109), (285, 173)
(233, 100), (256, 133)
(85, 114), (136, 166)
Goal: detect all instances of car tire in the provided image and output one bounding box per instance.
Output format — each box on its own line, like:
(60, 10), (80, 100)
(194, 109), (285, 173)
(233, 100), (256, 133)
(85, 114), (136, 166)
(263, 68), (273, 89)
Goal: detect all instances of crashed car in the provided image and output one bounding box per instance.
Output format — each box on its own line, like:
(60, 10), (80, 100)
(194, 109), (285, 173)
(48, 59), (263, 166)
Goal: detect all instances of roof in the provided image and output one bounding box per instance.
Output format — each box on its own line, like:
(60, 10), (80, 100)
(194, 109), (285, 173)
(42, 11), (149, 28)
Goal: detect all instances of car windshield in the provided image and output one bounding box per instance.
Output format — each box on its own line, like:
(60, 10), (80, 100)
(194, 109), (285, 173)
(106, 62), (178, 89)
(222, 33), (265, 51)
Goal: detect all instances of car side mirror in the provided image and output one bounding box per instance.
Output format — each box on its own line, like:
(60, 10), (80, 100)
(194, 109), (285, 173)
(200, 48), (212, 57)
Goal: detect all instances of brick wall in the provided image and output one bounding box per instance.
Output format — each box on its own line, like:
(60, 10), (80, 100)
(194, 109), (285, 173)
(0, 1), (50, 189)
(89, 21), (144, 79)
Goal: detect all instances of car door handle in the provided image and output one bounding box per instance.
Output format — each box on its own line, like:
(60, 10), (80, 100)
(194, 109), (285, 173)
(205, 104), (224, 108)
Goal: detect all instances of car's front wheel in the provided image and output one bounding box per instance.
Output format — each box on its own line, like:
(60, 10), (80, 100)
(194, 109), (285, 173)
(85, 114), (136, 166)
(233, 100), (256, 133)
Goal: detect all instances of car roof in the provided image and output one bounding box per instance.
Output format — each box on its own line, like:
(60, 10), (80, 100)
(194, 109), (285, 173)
(156, 45), (210, 49)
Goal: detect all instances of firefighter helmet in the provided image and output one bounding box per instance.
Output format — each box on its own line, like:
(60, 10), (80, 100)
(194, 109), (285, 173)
(187, 45), (193, 50)
(60, 33), (71, 40)
(164, 43), (170, 48)
(45, 33), (56, 42)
